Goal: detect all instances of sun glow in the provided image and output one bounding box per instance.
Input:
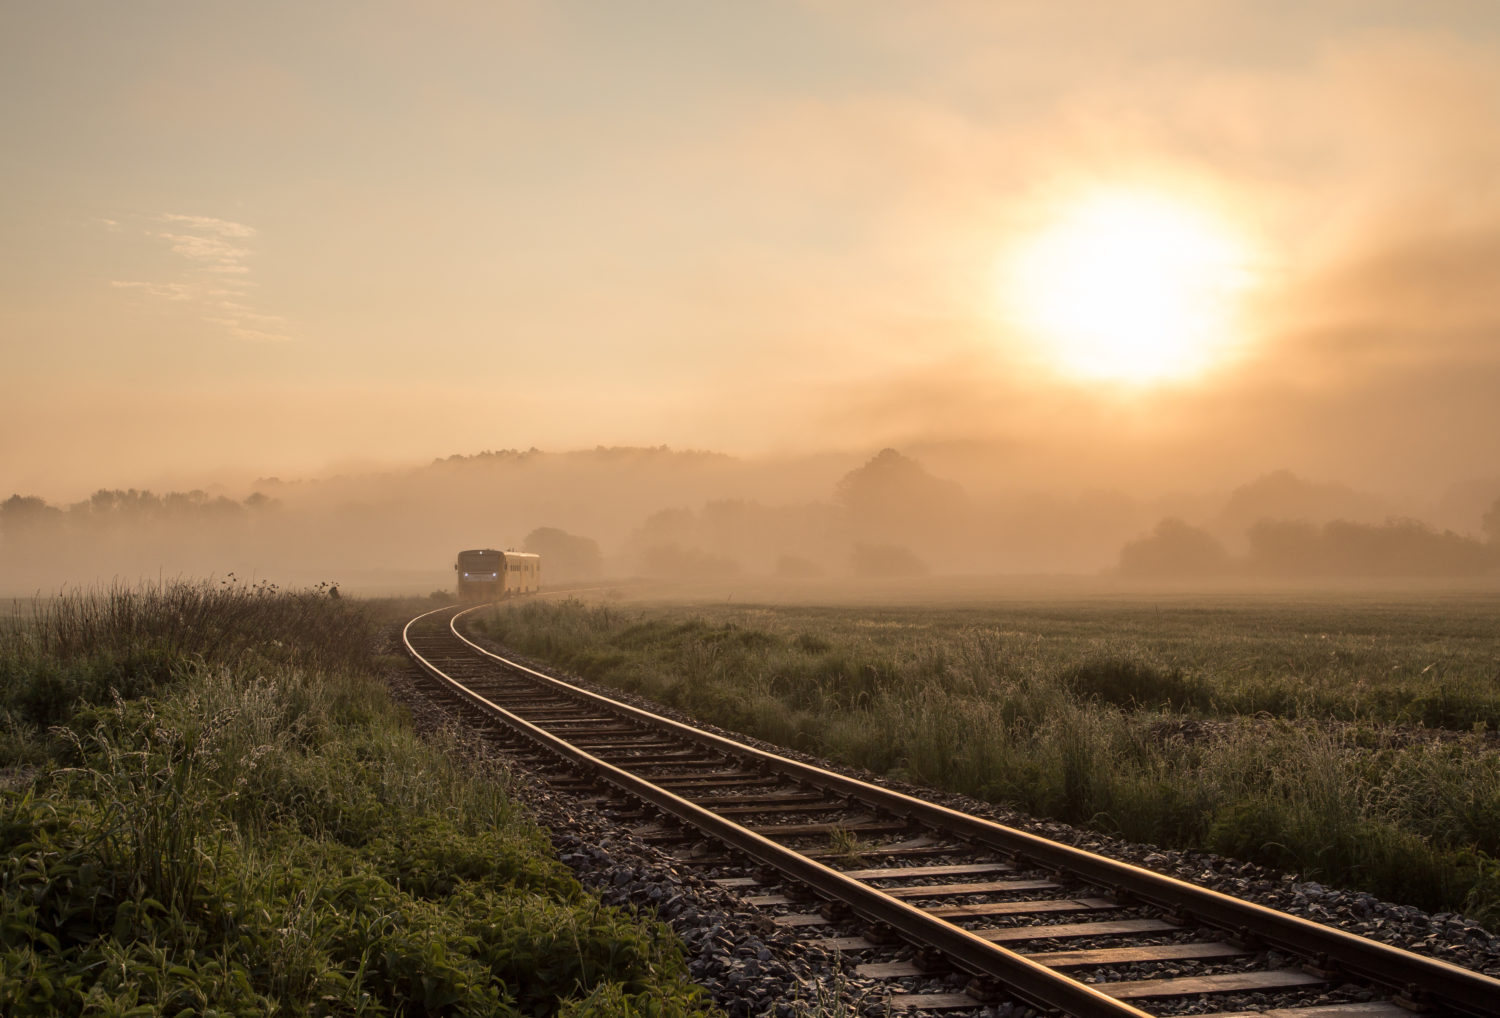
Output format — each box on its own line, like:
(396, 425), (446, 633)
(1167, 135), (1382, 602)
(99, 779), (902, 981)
(1002, 191), (1256, 385)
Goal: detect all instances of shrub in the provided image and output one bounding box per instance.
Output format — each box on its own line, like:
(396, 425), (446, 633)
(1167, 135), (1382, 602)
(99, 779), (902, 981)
(1062, 658), (1209, 711)
(0, 585), (718, 1018)
(472, 596), (1500, 921)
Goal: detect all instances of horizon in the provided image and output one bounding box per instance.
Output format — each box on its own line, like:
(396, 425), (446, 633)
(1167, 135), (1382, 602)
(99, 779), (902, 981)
(5, 445), (1498, 598)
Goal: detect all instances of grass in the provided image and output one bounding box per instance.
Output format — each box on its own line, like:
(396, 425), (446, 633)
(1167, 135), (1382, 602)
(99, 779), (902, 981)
(474, 593), (1500, 925)
(826, 826), (874, 866)
(0, 582), (719, 1018)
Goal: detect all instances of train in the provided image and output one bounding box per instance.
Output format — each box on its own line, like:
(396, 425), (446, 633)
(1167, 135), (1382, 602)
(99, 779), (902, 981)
(455, 548), (541, 600)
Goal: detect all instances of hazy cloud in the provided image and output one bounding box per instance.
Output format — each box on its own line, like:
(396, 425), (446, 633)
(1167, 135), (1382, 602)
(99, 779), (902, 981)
(161, 213), (257, 237)
(110, 280), (198, 303)
(108, 212), (291, 342)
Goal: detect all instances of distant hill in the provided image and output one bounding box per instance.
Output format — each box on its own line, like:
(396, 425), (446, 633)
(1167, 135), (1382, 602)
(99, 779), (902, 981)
(1213, 470), (1389, 536)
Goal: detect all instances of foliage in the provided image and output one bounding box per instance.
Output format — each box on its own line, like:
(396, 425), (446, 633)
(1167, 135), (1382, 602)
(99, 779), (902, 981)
(1246, 517), (1493, 576)
(833, 449), (965, 526)
(1483, 497), (1500, 545)
(524, 527), (603, 583)
(1061, 658), (1210, 711)
(1117, 518), (1230, 576)
(477, 594), (1500, 923)
(1119, 511), (1497, 577)
(0, 584), (716, 1018)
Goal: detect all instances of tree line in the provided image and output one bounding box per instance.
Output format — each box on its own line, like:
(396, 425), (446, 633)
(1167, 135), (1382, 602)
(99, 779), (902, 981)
(1119, 508), (1500, 578)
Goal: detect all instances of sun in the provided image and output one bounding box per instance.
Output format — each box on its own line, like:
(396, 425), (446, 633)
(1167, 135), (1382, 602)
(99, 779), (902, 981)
(1000, 190), (1255, 385)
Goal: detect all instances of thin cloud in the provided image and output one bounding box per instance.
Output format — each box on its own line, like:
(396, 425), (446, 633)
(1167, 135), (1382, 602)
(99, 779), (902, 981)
(108, 212), (292, 342)
(154, 231), (251, 265)
(161, 213), (257, 238)
(110, 280), (197, 302)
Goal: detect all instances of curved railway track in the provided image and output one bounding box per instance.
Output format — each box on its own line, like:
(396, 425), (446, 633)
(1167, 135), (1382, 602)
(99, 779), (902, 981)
(403, 604), (1500, 1018)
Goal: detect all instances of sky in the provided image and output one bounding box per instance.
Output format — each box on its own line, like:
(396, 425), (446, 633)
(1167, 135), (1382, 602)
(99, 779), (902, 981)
(4, 0), (1500, 503)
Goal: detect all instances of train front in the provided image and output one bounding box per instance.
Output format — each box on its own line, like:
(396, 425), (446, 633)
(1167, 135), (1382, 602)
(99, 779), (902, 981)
(455, 548), (505, 600)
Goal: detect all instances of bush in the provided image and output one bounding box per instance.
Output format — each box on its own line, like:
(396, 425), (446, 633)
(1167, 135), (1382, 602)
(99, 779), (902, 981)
(1062, 658), (1209, 711)
(473, 597), (1500, 923)
(0, 585), (718, 1018)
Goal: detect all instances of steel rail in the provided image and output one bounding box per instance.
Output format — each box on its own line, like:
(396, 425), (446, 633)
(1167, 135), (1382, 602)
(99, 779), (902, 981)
(404, 606), (1152, 1018)
(423, 605), (1500, 1018)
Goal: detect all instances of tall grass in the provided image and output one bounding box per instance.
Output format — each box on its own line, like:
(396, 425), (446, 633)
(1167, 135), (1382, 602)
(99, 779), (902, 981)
(1, 583), (716, 1018)
(13, 578), (372, 671)
(477, 597), (1500, 923)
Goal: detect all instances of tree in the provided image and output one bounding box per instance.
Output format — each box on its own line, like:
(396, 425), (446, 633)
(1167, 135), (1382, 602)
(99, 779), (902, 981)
(1483, 498), (1500, 546)
(523, 526), (602, 583)
(0, 494), (62, 543)
(1118, 518), (1230, 577)
(0, 495), (65, 567)
(1248, 516), (1490, 576)
(1318, 518), (1487, 576)
(1, 494), (60, 526)
(834, 449), (966, 549)
(1246, 519), (1321, 575)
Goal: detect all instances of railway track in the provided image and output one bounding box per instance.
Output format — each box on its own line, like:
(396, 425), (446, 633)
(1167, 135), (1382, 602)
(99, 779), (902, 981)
(402, 604), (1500, 1018)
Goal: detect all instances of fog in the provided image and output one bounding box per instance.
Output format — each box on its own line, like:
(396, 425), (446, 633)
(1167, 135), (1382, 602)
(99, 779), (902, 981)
(4, 446), (1498, 598)
(4, 3), (1500, 593)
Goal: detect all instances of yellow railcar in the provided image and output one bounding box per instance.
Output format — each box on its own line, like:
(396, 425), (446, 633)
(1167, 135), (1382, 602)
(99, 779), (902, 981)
(455, 549), (541, 600)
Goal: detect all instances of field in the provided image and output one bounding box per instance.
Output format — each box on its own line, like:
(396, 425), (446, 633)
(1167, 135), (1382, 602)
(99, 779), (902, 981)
(0, 584), (717, 1018)
(475, 588), (1500, 924)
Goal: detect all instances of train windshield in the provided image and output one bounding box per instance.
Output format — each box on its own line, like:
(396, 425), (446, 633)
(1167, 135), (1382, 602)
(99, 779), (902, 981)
(457, 551), (502, 574)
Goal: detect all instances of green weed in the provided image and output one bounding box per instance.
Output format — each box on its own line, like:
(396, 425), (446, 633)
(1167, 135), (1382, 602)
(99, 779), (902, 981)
(475, 595), (1500, 923)
(0, 584), (719, 1018)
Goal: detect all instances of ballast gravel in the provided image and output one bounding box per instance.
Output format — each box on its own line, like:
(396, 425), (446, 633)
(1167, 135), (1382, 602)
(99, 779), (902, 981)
(381, 626), (1500, 1017)
(383, 656), (854, 1017)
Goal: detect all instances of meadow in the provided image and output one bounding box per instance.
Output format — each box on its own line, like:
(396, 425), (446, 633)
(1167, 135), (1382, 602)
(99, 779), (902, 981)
(0, 584), (717, 1018)
(475, 590), (1500, 924)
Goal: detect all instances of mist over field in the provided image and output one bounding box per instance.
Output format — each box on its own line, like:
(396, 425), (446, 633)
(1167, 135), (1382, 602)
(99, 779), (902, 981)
(4, 445), (1498, 597)
(5, 4), (1500, 598)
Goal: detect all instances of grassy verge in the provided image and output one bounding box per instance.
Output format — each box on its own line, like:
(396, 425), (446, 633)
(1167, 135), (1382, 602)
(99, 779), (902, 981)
(1, 584), (718, 1018)
(475, 596), (1500, 924)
